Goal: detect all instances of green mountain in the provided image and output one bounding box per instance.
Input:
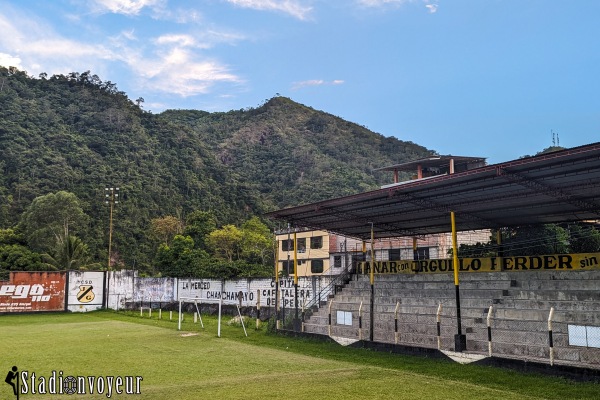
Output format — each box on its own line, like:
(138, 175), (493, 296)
(0, 67), (434, 270)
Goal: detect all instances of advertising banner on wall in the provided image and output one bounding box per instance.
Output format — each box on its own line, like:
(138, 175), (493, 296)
(67, 271), (105, 312)
(178, 276), (330, 308)
(0, 271), (66, 312)
(358, 252), (600, 275)
(134, 277), (176, 304)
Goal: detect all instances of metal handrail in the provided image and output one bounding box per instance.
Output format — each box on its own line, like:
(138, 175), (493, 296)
(303, 263), (354, 314)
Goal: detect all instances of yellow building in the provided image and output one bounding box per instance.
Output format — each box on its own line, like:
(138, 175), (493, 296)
(276, 229), (330, 276)
(276, 228), (491, 278)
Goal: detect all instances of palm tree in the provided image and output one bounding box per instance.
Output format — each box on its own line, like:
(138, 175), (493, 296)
(42, 235), (101, 270)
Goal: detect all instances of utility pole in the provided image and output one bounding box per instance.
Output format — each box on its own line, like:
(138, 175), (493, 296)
(105, 187), (119, 270)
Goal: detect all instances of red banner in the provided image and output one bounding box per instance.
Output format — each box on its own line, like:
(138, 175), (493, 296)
(0, 271), (66, 312)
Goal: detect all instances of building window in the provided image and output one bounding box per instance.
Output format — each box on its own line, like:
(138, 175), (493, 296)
(333, 255), (342, 268)
(311, 259), (324, 274)
(297, 238), (306, 253)
(336, 311), (352, 326)
(281, 260), (294, 275)
(310, 236), (323, 249)
(281, 239), (293, 252)
(568, 325), (600, 348)
(414, 247), (430, 260)
(389, 249), (401, 261)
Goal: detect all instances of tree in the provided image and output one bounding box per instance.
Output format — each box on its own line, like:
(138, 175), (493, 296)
(240, 217), (273, 265)
(150, 216), (183, 246)
(0, 229), (24, 246)
(155, 235), (209, 278)
(568, 224), (600, 253)
(42, 235), (99, 270)
(0, 244), (46, 279)
(18, 191), (89, 253)
(183, 211), (216, 251)
(207, 225), (242, 262)
(503, 224), (569, 256)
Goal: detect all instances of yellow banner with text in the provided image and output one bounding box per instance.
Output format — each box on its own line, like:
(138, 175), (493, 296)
(358, 253), (600, 274)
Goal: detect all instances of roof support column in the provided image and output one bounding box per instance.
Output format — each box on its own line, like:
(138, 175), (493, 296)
(451, 211), (466, 352)
(293, 229), (300, 331)
(274, 227), (280, 331)
(370, 222), (375, 342)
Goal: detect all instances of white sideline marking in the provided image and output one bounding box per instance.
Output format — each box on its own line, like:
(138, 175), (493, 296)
(330, 336), (359, 346)
(441, 350), (488, 364)
(180, 333), (199, 337)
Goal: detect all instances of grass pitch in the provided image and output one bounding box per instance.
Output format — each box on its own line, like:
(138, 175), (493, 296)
(0, 311), (598, 399)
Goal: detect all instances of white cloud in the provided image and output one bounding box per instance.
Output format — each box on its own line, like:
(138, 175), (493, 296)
(91, 0), (164, 16)
(144, 59), (241, 97)
(155, 34), (198, 47)
(357, 0), (439, 13)
(112, 39), (242, 97)
(357, 0), (410, 6)
(121, 29), (138, 41)
(0, 7), (242, 98)
(149, 4), (204, 23)
(225, 0), (313, 20)
(0, 53), (22, 69)
(425, 4), (438, 13)
(0, 11), (116, 75)
(292, 79), (344, 90)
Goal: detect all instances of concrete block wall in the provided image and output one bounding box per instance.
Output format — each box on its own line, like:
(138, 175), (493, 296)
(303, 270), (600, 369)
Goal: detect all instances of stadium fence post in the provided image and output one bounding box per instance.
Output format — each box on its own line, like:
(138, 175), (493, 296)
(394, 302), (400, 344)
(548, 307), (555, 366)
(436, 303), (443, 350)
(359, 301), (363, 340)
(217, 280), (224, 337)
(256, 290), (261, 330)
(328, 300), (333, 336)
(487, 305), (493, 356)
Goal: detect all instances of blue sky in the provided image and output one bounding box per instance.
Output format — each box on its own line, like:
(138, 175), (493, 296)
(0, 0), (598, 164)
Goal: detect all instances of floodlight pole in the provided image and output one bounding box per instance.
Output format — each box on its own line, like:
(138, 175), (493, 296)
(105, 187), (119, 271)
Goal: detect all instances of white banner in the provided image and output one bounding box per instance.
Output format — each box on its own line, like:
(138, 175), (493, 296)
(67, 271), (104, 312)
(177, 276), (332, 308)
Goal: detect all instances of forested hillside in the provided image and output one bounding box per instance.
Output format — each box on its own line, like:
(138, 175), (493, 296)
(0, 67), (433, 273)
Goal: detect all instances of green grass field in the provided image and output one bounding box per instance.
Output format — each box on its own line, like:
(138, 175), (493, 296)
(0, 311), (598, 399)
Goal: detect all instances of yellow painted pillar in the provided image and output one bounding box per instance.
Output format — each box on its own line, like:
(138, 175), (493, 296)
(293, 230), (300, 331)
(451, 211), (465, 351)
(369, 223), (375, 341)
